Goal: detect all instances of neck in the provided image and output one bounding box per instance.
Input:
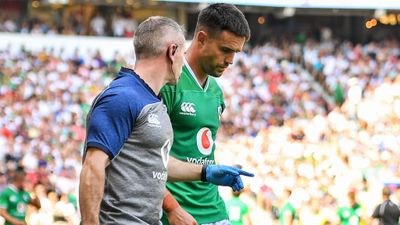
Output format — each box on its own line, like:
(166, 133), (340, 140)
(186, 46), (208, 87)
(10, 184), (19, 191)
(134, 58), (168, 95)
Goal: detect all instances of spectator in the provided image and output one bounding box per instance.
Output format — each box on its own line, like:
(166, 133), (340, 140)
(3, 17), (17, 32)
(225, 171), (252, 225)
(279, 189), (296, 225)
(0, 168), (41, 225)
(90, 12), (106, 36)
(111, 13), (125, 37)
(371, 187), (400, 225)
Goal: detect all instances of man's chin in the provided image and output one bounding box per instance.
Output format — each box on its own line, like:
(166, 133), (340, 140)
(209, 71), (224, 77)
(166, 79), (178, 85)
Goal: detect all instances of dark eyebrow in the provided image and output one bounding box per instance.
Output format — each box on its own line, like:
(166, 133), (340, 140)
(221, 46), (237, 53)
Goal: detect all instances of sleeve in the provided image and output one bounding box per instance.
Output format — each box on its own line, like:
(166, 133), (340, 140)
(86, 91), (140, 159)
(0, 190), (8, 209)
(160, 84), (176, 115)
(371, 204), (380, 218)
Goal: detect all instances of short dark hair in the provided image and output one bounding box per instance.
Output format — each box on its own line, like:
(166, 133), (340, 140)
(383, 187), (391, 196)
(12, 167), (26, 181)
(195, 3), (250, 41)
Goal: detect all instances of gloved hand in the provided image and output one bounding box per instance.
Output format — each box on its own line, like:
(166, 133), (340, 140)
(202, 165), (254, 192)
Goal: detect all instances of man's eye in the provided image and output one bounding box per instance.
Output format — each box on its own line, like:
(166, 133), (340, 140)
(222, 48), (232, 53)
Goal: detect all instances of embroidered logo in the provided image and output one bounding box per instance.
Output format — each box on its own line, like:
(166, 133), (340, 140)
(179, 102), (196, 116)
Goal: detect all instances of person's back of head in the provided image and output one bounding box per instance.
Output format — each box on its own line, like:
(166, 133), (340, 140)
(134, 16), (185, 60)
(195, 3), (250, 41)
(382, 187), (391, 200)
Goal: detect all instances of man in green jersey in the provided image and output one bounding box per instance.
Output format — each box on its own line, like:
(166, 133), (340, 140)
(161, 3), (251, 225)
(0, 169), (41, 225)
(225, 166), (252, 225)
(337, 190), (362, 225)
(279, 189), (296, 225)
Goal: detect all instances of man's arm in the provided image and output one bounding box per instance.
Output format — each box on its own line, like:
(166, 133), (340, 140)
(28, 195), (41, 209)
(167, 156), (254, 190)
(164, 158), (200, 225)
(167, 157), (202, 182)
(163, 189), (198, 225)
(371, 204), (380, 219)
(243, 213), (252, 225)
(0, 208), (25, 225)
(165, 157), (254, 224)
(79, 148), (110, 225)
(243, 204), (252, 225)
(283, 211), (294, 225)
(370, 204), (381, 225)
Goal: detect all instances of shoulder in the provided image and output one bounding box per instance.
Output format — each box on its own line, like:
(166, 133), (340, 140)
(99, 78), (155, 111)
(0, 187), (10, 196)
(95, 87), (134, 112)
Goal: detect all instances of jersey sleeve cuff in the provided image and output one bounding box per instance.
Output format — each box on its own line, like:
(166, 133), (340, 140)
(86, 141), (115, 159)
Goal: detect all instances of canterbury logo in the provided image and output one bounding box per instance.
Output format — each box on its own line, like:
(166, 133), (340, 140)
(147, 113), (161, 125)
(180, 102), (196, 113)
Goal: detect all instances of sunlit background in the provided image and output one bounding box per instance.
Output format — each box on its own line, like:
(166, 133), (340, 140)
(0, 0), (399, 224)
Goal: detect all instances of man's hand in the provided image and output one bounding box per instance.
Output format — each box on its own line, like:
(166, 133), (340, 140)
(204, 165), (254, 192)
(167, 206), (198, 225)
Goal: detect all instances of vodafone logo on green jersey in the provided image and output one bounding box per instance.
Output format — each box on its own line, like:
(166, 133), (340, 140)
(196, 127), (214, 155)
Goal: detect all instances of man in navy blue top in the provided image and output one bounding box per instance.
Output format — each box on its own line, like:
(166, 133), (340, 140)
(79, 16), (253, 225)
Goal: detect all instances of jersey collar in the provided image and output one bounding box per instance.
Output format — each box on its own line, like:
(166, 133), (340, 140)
(120, 67), (160, 99)
(184, 58), (210, 92)
(9, 184), (19, 193)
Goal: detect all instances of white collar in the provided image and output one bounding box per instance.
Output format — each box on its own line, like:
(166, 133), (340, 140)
(184, 58), (209, 92)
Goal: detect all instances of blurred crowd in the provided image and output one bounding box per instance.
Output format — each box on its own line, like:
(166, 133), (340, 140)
(303, 38), (399, 104)
(219, 41), (329, 137)
(0, 45), (125, 224)
(0, 33), (399, 224)
(0, 11), (137, 37)
(217, 38), (400, 224)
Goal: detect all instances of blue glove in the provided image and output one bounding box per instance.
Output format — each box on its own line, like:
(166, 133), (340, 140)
(202, 165), (254, 192)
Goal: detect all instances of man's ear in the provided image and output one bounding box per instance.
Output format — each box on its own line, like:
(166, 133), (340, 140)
(196, 31), (208, 47)
(167, 44), (176, 63)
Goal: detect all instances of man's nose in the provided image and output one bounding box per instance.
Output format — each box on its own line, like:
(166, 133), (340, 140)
(225, 53), (235, 65)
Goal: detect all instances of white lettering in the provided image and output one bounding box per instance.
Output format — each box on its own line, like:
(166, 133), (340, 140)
(152, 171), (168, 181)
(186, 157), (215, 165)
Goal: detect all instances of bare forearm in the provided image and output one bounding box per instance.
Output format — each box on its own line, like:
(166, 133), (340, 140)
(29, 196), (41, 209)
(167, 157), (202, 182)
(163, 189), (198, 225)
(244, 214), (252, 225)
(163, 189), (179, 212)
(79, 160), (106, 225)
(0, 209), (25, 225)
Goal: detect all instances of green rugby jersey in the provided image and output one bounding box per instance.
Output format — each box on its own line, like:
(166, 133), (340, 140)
(225, 196), (249, 225)
(161, 62), (227, 224)
(0, 186), (30, 225)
